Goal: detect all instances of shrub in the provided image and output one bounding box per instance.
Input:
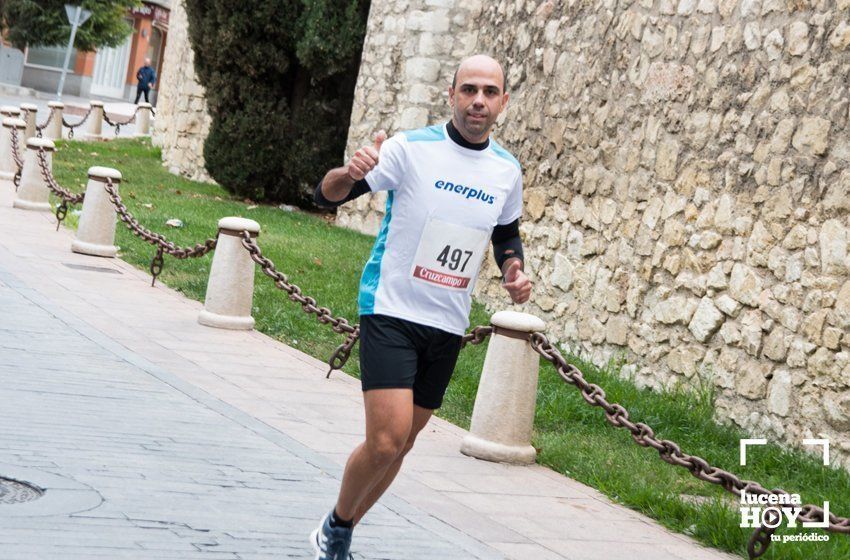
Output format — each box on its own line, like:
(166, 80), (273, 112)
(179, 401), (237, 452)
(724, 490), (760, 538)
(184, 0), (370, 207)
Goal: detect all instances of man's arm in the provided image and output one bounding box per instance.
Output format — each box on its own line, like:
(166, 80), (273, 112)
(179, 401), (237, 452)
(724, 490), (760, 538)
(492, 219), (531, 304)
(317, 130), (386, 204)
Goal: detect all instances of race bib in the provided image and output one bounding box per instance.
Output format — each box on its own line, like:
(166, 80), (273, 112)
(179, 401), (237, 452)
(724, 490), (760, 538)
(410, 218), (489, 291)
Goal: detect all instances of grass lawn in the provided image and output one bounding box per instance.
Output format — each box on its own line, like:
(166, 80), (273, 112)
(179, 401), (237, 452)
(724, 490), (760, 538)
(51, 138), (850, 559)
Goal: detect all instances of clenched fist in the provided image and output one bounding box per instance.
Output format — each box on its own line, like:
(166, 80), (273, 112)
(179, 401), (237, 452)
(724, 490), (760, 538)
(502, 259), (531, 304)
(347, 130), (387, 181)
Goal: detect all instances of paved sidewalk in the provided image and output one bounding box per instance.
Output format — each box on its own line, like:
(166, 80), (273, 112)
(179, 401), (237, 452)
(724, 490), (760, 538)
(0, 182), (739, 559)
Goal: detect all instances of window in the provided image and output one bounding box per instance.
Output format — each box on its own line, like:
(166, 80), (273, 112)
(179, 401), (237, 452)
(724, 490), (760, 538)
(25, 45), (78, 70)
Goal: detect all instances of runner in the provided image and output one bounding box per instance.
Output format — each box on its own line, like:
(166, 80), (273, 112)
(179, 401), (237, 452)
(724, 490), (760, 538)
(311, 54), (531, 560)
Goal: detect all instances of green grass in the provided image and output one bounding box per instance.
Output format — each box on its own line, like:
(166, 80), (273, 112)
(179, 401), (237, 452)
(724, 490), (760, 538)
(51, 139), (850, 559)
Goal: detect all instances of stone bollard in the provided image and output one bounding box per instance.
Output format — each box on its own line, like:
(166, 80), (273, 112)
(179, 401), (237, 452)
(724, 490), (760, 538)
(20, 103), (38, 141)
(46, 102), (64, 140)
(0, 118), (26, 186)
(198, 217), (261, 330)
(71, 167), (123, 257)
(0, 105), (21, 120)
(135, 102), (152, 136)
(13, 138), (55, 212)
(84, 101), (104, 140)
(460, 311), (546, 464)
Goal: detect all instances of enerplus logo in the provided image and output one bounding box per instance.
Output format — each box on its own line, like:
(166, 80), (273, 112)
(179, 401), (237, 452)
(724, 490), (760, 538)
(434, 180), (495, 205)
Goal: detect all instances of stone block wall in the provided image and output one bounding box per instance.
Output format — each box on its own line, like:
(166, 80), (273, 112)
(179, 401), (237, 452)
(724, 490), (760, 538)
(151, 0), (213, 183)
(340, 0), (850, 467)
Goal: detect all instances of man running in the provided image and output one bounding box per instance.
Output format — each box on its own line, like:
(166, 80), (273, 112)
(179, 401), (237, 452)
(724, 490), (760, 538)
(311, 54), (531, 559)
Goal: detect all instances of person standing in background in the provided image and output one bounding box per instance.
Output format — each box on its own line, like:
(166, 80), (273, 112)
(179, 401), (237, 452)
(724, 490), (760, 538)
(134, 58), (156, 104)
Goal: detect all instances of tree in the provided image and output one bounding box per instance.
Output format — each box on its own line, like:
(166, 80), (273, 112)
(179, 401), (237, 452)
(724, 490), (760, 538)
(184, 0), (370, 207)
(2, 0), (138, 51)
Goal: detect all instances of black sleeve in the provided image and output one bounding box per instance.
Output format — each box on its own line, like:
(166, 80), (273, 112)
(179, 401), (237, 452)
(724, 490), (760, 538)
(314, 178), (371, 208)
(491, 219), (524, 272)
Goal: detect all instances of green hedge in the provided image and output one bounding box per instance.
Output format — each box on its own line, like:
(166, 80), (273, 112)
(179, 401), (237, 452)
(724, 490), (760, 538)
(184, 0), (370, 207)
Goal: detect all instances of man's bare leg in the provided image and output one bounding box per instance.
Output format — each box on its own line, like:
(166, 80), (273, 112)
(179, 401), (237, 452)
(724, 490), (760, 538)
(334, 389), (414, 521)
(352, 405), (433, 525)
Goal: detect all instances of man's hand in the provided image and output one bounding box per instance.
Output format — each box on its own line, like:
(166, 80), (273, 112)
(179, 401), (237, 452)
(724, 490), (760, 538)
(502, 259), (531, 304)
(347, 130), (386, 181)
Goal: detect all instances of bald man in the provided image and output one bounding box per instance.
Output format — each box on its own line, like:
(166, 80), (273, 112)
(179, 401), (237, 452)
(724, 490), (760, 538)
(311, 54), (531, 559)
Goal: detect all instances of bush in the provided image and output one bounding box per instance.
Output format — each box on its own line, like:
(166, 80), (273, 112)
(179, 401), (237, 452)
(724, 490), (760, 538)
(184, 0), (370, 207)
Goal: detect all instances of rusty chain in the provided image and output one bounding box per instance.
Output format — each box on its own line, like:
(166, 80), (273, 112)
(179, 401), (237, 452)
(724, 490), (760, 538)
(62, 107), (92, 139)
(9, 127), (23, 189)
(102, 177), (217, 285)
(461, 325), (494, 348)
(239, 232), (360, 376)
(102, 107), (138, 136)
(521, 330), (849, 558)
(35, 109), (54, 137)
(35, 148), (85, 229)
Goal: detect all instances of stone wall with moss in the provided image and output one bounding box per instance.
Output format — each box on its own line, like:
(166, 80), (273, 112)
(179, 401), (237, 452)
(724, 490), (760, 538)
(340, 0), (850, 467)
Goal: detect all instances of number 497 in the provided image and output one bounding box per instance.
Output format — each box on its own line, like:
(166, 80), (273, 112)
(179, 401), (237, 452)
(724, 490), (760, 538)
(436, 245), (473, 272)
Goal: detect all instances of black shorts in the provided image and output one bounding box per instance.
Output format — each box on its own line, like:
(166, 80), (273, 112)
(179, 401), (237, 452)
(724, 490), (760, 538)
(359, 314), (462, 410)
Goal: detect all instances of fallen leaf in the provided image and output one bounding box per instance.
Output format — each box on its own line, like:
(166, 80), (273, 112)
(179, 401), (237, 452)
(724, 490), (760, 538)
(166, 218), (184, 228)
(142, 203), (153, 209)
(312, 257), (323, 267)
(247, 205), (258, 210)
(175, 190), (182, 195)
(128, 191), (136, 199)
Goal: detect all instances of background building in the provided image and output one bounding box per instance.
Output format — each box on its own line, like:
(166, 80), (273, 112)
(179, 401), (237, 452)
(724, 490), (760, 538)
(4, 0), (170, 102)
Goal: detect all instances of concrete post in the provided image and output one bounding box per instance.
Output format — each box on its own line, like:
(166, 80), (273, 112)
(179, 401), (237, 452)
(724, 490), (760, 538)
(71, 167), (123, 257)
(20, 103), (38, 141)
(47, 102), (64, 140)
(135, 103), (152, 136)
(0, 118), (26, 186)
(84, 101), (104, 140)
(460, 311), (546, 465)
(0, 106), (21, 119)
(198, 217), (261, 330)
(13, 138), (56, 212)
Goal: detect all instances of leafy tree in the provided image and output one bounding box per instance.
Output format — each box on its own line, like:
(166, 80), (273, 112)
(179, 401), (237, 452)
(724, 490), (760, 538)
(2, 0), (138, 51)
(184, 0), (370, 207)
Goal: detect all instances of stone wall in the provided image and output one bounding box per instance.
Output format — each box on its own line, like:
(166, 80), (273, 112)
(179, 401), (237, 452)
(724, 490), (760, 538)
(341, 0), (850, 468)
(151, 0), (213, 183)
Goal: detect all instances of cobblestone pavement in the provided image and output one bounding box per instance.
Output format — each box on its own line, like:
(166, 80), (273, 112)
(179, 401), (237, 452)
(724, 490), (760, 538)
(0, 184), (740, 559)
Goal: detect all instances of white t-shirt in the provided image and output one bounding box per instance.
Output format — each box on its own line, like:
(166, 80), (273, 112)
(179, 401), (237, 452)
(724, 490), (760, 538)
(359, 123), (523, 335)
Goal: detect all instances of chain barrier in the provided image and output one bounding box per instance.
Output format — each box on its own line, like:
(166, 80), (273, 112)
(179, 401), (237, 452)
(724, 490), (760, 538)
(35, 148), (85, 229)
(102, 107), (138, 136)
(239, 232), (360, 376)
(35, 109), (54, 138)
(62, 107), (93, 139)
(519, 330), (849, 558)
(460, 325), (493, 348)
(101, 177), (217, 285)
(9, 128), (23, 189)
